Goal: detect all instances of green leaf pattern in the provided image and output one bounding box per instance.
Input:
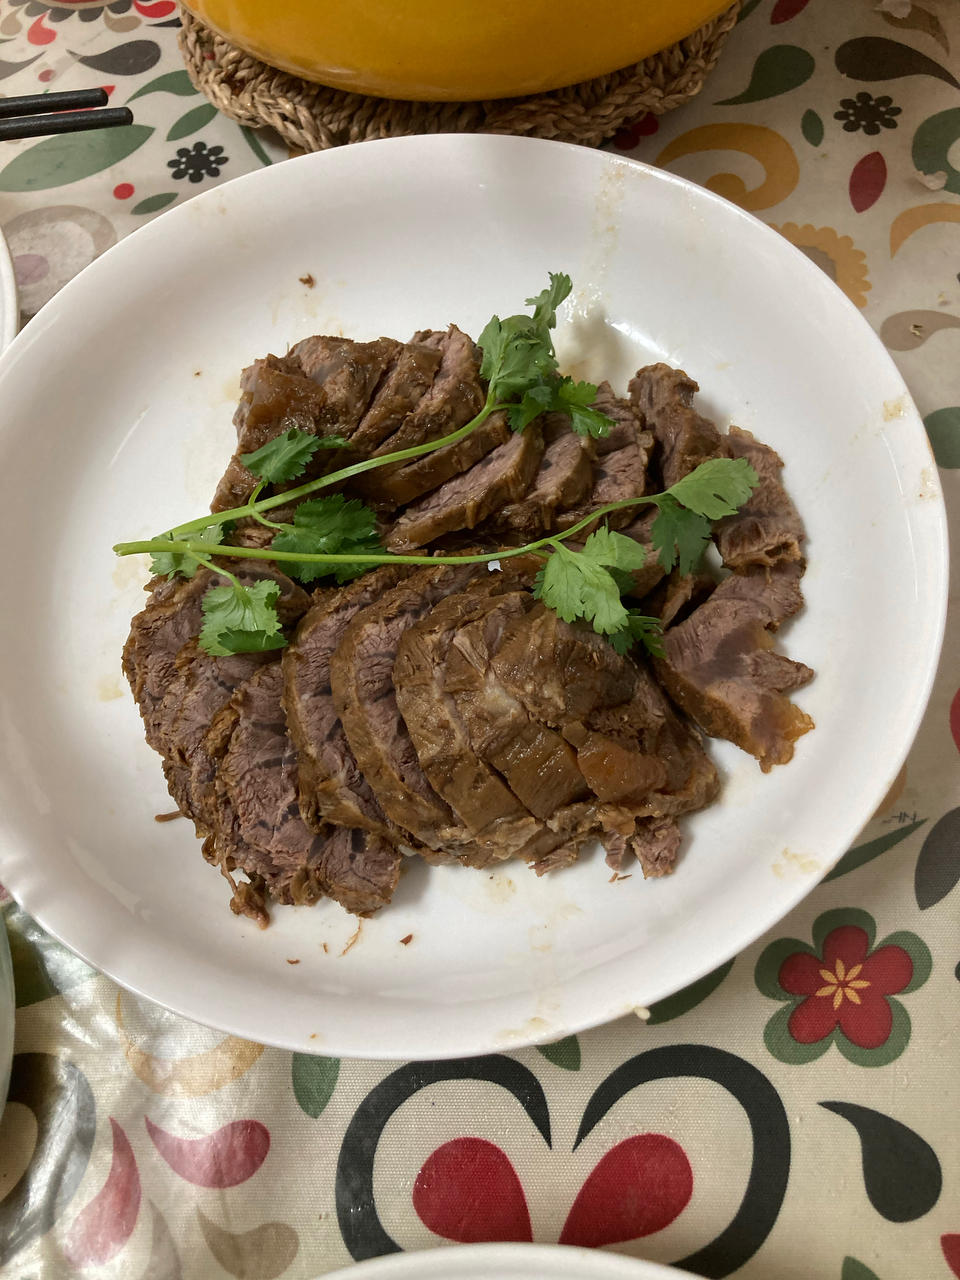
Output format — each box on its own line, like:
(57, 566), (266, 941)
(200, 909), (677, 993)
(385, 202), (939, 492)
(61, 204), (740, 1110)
(166, 103), (219, 143)
(0, 126), (155, 193)
(535, 1037), (582, 1070)
(292, 1053), (341, 1117)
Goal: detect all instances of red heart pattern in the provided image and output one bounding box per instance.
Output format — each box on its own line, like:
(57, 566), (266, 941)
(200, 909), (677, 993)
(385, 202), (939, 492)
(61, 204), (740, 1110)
(413, 1132), (692, 1248)
(560, 1134), (693, 1247)
(413, 1138), (532, 1243)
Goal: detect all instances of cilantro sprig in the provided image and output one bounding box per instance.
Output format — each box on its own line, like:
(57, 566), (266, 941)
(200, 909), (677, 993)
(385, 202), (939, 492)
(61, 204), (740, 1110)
(239, 427), (347, 483)
(121, 449), (757, 658)
(115, 274), (759, 658)
(481, 274), (610, 438)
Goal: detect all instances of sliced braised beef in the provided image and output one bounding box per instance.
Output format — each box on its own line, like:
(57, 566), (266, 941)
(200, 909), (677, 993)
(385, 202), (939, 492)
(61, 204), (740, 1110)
(491, 604), (717, 818)
(206, 663), (326, 900)
(646, 571), (717, 629)
(346, 341), (443, 457)
(157, 643), (273, 830)
(123, 572), (217, 739)
(156, 643), (265, 761)
(230, 351), (324, 442)
(370, 410), (510, 509)
(492, 604), (635, 723)
(591, 382), (648, 454)
(488, 431), (594, 541)
(654, 562), (814, 771)
(602, 818), (682, 877)
(629, 363), (727, 488)
(387, 423), (544, 551)
(290, 335), (399, 405)
(160, 758), (195, 826)
(330, 563), (480, 849)
(282, 564), (411, 834)
(554, 436), (653, 534)
(617, 509), (666, 600)
(209, 663), (402, 915)
(317, 826), (402, 915)
(443, 593), (592, 822)
(123, 562), (308, 751)
(212, 337), (399, 512)
(355, 326), (485, 501)
(393, 581), (544, 859)
(212, 352), (328, 513)
(714, 426), (805, 570)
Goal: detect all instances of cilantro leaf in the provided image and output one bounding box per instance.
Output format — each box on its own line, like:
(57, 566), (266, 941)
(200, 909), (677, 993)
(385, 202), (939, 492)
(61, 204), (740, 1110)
(267, 525), (334, 583)
(533, 541), (630, 636)
(479, 272), (571, 402)
(483, 316), (558, 400)
(270, 494), (383, 583)
(286, 494), (377, 539)
(240, 427), (345, 484)
(555, 377), (612, 439)
(213, 629), (290, 654)
(667, 456), (759, 520)
(507, 383), (554, 432)
(533, 544), (587, 623)
(566, 403), (613, 439)
(477, 315), (507, 384)
(198, 580), (286, 656)
(270, 524), (382, 583)
(608, 612), (665, 658)
(504, 374), (614, 439)
(581, 527), (647, 572)
(525, 272), (572, 330)
(586, 568), (632, 635)
(650, 496), (711, 574)
(150, 524), (223, 580)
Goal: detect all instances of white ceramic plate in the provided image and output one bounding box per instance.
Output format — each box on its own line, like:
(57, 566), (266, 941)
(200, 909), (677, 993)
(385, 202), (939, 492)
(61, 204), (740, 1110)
(0, 227), (17, 352)
(323, 1244), (701, 1280)
(0, 136), (946, 1058)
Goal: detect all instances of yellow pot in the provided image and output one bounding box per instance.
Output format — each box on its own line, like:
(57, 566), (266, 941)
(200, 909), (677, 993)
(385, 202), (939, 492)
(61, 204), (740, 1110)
(181, 0), (731, 101)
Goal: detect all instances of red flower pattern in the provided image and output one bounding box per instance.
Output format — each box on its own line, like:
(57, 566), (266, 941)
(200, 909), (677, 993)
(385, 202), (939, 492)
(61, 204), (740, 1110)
(778, 925), (913, 1049)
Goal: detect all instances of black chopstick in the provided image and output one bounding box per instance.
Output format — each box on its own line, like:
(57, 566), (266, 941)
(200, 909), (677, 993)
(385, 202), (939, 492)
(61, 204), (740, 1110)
(0, 87), (109, 118)
(0, 105), (133, 142)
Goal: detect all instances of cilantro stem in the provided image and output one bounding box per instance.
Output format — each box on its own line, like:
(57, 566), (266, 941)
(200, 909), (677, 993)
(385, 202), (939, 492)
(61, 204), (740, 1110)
(161, 396), (506, 543)
(115, 488), (659, 566)
(246, 480), (286, 531)
(191, 553), (242, 588)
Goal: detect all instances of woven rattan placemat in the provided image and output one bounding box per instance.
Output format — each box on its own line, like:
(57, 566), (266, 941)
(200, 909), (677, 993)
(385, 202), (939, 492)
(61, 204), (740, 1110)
(179, 4), (739, 152)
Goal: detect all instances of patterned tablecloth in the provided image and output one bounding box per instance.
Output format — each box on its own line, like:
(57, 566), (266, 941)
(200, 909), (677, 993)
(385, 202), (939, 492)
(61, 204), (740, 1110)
(1, 2), (959, 1278)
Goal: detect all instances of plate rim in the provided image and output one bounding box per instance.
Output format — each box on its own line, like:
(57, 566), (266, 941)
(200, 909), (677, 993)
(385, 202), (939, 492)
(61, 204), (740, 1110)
(320, 1242), (704, 1279)
(0, 134), (948, 1057)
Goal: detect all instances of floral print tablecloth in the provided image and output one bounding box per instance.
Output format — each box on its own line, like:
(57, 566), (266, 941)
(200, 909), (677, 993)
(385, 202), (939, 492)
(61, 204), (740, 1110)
(1, 2), (959, 1278)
